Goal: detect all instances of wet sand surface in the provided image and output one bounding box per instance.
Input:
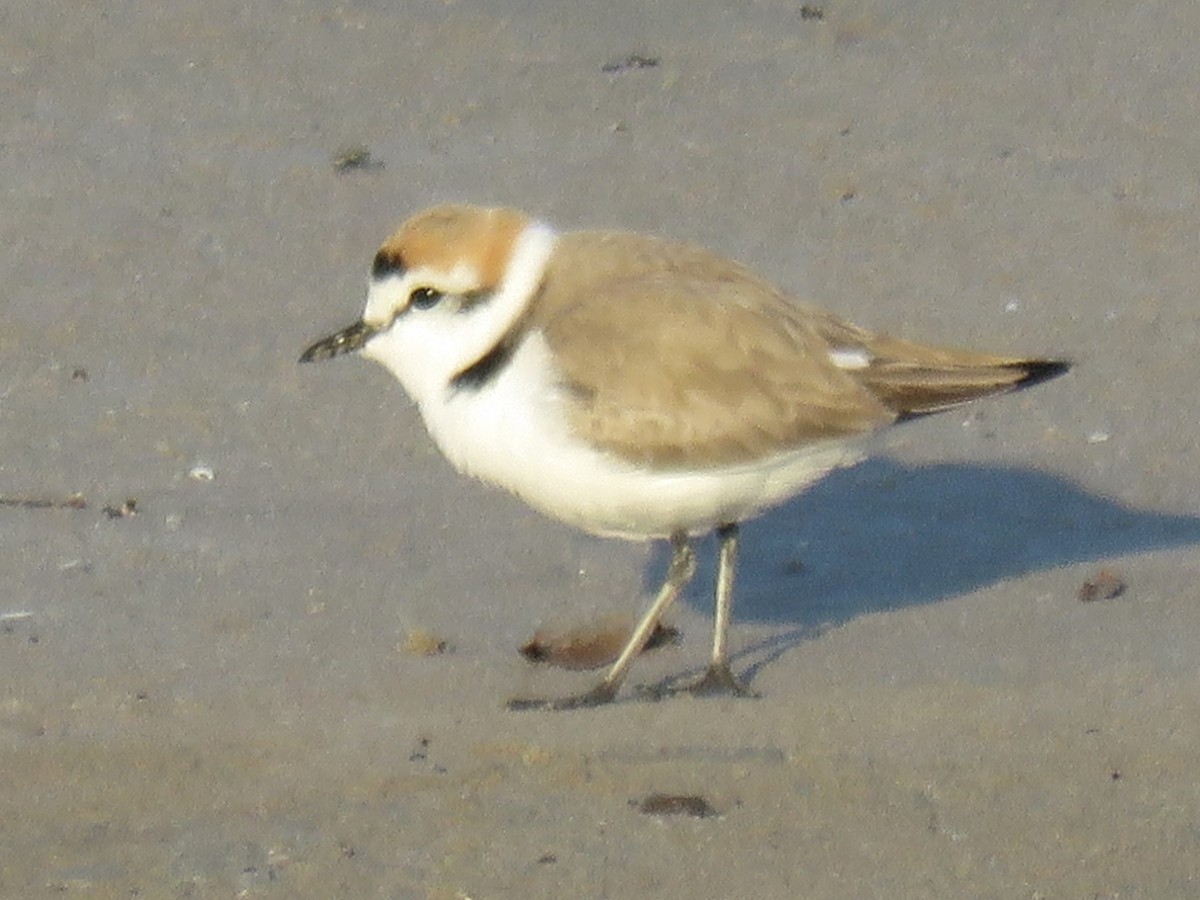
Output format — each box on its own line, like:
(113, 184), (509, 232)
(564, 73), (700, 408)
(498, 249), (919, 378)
(3, 2), (1200, 897)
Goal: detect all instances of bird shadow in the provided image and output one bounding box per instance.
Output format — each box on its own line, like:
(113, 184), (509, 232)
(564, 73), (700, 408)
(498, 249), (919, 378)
(642, 457), (1200, 687)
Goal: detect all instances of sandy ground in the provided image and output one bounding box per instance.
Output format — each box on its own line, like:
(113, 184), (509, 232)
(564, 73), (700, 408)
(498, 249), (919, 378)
(3, 1), (1200, 897)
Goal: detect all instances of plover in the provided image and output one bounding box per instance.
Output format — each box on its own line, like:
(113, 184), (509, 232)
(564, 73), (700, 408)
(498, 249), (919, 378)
(300, 204), (1068, 709)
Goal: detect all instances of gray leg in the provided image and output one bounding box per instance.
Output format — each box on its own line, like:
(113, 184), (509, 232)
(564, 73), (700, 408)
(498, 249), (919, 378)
(688, 522), (758, 697)
(508, 533), (696, 711)
(711, 521), (738, 667)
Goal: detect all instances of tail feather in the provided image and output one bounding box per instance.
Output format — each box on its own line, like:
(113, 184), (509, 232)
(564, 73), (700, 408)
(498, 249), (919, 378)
(861, 358), (1071, 419)
(807, 309), (1070, 419)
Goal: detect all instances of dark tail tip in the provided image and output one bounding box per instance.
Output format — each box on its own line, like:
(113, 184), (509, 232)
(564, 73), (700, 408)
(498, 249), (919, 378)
(1012, 359), (1072, 391)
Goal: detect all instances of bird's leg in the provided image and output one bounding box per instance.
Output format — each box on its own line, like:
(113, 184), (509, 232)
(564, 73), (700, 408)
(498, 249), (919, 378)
(686, 522), (758, 698)
(508, 533), (695, 711)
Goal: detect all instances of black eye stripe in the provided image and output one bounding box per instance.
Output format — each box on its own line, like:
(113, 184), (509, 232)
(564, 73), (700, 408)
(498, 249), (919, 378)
(372, 250), (406, 279)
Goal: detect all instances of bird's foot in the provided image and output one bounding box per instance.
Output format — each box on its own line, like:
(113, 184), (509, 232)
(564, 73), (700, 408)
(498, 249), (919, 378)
(685, 663), (759, 699)
(506, 681), (619, 712)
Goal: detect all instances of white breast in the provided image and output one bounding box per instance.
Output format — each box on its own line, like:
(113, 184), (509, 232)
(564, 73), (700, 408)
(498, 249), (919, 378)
(418, 332), (863, 539)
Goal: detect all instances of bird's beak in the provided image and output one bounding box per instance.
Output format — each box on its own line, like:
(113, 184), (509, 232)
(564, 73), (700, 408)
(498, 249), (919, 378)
(299, 320), (377, 363)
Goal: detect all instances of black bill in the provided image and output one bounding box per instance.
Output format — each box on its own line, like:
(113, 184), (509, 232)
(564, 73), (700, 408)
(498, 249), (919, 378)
(299, 320), (377, 363)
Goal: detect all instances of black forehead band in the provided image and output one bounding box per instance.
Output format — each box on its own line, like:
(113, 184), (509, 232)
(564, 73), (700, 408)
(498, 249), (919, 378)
(372, 249), (406, 279)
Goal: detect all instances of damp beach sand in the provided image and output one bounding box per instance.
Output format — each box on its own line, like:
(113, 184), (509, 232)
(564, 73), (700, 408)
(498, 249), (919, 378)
(3, 2), (1200, 896)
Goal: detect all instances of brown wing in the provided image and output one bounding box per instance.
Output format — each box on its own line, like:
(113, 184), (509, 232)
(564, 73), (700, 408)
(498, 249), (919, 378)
(530, 230), (1068, 468)
(536, 268), (895, 469)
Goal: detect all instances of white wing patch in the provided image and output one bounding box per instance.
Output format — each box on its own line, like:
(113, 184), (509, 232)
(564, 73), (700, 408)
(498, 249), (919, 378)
(828, 347), (872, 370)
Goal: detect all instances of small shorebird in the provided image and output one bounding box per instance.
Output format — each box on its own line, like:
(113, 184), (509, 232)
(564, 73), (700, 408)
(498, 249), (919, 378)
(300, 204), (1068, 709)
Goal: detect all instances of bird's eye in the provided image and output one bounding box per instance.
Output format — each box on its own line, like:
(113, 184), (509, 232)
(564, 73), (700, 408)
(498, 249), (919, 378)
(409, 287), (443, 310)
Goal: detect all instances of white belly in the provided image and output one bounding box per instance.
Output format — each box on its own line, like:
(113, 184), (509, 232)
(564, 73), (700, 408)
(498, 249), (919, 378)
(418, 334), (862, 539)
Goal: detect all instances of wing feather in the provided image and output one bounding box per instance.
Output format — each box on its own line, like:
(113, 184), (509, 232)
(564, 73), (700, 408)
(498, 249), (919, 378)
(527, 230), (1066, 468)
(533, 240), (893, 467)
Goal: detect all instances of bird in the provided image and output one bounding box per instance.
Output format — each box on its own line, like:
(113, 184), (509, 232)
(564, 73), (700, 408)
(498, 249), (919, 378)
(299, 204), (1069, 710)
